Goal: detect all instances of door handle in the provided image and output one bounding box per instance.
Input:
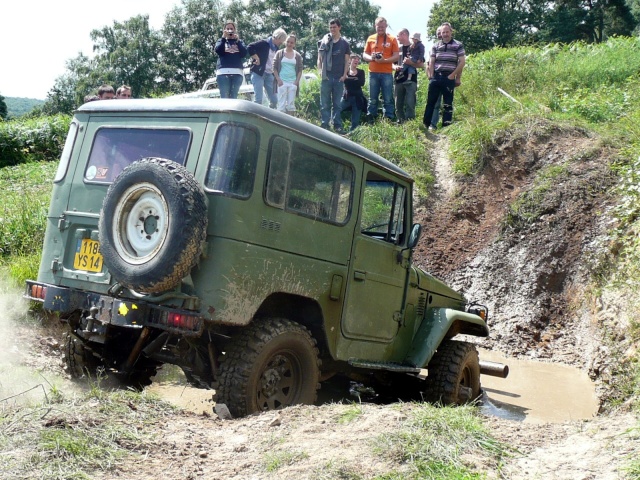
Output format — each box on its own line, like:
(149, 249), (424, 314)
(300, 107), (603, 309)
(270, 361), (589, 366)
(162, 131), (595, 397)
(354, 270), (366, 281)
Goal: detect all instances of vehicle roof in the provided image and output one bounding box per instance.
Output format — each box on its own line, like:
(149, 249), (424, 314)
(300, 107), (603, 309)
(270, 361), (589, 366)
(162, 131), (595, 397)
(76, 98), (412, 182)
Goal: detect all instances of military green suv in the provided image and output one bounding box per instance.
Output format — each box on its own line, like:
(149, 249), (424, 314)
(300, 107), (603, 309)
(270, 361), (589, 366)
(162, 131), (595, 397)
(26, 98), (498, 417)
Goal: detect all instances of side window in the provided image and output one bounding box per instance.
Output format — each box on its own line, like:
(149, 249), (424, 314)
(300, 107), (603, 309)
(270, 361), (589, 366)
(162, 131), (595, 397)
(361, 172), (406, 244)
(265, 137), (291, 207)
(266, 137), (353, 224)
(205, 124), (259, 198)
(85, 128), (190, 183)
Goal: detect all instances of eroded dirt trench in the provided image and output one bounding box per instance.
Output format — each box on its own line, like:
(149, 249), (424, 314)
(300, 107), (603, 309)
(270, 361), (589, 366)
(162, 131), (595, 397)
(411, 128), (615, 421)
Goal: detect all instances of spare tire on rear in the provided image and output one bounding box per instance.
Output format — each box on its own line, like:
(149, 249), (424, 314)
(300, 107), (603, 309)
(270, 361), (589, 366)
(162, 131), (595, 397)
(99, 157), (208, 293)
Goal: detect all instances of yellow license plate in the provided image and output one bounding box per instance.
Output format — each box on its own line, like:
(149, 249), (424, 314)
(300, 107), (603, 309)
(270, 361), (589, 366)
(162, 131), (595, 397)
(74, 239), (103, 273)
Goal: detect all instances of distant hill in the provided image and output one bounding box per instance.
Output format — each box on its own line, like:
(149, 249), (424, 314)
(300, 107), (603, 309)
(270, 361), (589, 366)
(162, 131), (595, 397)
(5, 97), (45, 118)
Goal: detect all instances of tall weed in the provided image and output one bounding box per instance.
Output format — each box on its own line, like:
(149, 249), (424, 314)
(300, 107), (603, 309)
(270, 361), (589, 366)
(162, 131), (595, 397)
(0, 114), (70, 167)
(0, 162), (56, 260)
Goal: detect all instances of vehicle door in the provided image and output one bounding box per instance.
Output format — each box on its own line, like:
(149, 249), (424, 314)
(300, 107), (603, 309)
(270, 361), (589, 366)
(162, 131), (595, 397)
(342, 168), (411, 343)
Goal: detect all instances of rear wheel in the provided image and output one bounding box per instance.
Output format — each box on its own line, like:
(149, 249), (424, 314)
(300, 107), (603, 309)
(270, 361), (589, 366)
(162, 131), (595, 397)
(214, 318), (320, 417)
(63, 332), (103, 379)
(425, 340), (481, 405)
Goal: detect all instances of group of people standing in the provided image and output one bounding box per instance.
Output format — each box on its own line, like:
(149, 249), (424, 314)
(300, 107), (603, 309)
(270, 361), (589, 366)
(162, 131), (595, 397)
(317, 17), (465, 134)
(317, 16), (423, 134)
(83, 19), (466, 133)
(215, 21), (302, 114)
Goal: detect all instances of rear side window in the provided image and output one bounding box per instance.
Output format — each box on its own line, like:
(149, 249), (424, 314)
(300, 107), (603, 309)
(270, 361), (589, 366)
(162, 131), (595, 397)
(205, 124), (259, 198)
(85, 128), (190, 183)
(266, 137), (354, 224)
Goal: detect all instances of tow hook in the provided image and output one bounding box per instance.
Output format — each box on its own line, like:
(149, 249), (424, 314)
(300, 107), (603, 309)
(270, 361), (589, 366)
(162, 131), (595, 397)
(83, 306), (100, 333)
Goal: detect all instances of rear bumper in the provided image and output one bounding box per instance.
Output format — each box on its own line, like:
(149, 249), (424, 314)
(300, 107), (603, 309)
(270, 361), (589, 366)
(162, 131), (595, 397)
(25, 281), (204, 337)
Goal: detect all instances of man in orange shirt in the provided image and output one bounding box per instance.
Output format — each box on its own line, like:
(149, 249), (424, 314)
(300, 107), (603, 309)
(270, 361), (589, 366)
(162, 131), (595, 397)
(362, 17), (399, 121)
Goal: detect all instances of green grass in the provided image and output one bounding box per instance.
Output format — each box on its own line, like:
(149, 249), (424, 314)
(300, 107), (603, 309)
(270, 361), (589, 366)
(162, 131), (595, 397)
(0, 161), (56, 257)
(0, 387), (176, 479)
(336, 402), (365, 424)
(313, 460), (366, 480)
(373, 403), (508, 480)
(263, 449), (309, 472)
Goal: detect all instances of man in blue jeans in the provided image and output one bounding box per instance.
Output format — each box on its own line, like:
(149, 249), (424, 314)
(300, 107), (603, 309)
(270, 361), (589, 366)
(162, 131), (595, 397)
(362, 17), (399, 122)
(394, 28), (425, 122)
(317, 19), (351, 133)
(423, 23), (466, 130)
(248, 28), (287, 108)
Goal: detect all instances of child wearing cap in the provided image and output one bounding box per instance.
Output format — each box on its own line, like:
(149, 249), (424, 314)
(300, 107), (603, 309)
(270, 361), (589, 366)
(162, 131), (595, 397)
(403, 33), (425, 81)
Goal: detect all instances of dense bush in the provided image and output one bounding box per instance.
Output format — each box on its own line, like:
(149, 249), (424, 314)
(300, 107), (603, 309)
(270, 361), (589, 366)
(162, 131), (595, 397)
(0, 114), (71, 167)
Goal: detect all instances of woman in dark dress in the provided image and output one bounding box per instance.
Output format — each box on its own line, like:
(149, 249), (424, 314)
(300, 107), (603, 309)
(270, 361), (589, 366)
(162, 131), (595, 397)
(339, 53), (368, 132)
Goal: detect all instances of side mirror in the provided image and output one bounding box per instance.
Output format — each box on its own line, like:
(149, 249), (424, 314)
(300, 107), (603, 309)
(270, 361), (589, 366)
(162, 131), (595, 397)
(407, 223), (422, 249)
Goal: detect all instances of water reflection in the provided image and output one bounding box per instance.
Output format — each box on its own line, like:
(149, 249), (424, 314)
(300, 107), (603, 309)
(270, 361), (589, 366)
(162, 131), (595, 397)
(479, 390), (528, 422)
(478, 348), (598, 424)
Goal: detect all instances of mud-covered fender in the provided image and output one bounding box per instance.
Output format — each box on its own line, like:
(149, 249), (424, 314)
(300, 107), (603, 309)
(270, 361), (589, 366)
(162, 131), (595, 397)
(404, 308), (489, 368)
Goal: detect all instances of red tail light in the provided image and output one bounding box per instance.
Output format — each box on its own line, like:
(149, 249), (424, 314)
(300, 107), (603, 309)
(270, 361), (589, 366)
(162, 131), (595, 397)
(30, 284), (47, 300)
(165, 312), (198, 330)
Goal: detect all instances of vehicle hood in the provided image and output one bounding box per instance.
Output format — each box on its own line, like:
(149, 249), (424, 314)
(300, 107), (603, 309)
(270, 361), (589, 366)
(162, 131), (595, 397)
(411, 265), (467, 303)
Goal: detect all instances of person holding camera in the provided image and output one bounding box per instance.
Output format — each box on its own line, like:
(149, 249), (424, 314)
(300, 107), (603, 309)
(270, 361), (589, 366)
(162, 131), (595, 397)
(317, 19), (351, 134)
(362, 17), (399, 122)
(214, 21), (248, 99)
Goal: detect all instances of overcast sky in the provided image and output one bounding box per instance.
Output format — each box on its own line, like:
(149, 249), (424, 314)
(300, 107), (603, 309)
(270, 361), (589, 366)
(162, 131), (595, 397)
(1, 0), (435, 99)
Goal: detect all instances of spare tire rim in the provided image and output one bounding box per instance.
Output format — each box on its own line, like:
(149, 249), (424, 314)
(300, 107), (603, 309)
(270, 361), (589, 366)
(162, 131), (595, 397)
(112, 182), (169, 264)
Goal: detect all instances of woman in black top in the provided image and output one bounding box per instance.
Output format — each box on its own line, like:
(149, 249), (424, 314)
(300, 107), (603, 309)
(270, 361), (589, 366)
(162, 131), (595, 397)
(339, 54), (367, 132)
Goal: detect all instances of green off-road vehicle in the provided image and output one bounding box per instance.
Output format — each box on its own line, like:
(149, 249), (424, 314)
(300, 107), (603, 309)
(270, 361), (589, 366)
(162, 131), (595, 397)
(26, 99), (504, 417)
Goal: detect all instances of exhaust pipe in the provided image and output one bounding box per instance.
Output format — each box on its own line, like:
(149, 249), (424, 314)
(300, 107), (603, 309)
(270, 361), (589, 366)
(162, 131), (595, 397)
(480, 360), (509, 378)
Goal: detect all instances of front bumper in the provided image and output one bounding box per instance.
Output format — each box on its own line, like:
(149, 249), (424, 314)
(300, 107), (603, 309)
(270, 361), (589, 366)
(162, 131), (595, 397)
(25, 281), (204, 337)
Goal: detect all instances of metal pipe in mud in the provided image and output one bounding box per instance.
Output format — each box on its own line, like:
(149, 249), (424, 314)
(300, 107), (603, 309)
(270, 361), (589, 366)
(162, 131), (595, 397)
(480, 360), (509, 378)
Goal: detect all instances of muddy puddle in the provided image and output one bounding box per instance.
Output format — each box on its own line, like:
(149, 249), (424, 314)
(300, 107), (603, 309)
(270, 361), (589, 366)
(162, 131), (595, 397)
(478, 348), (599, 424)
(148, 350), (599, 424)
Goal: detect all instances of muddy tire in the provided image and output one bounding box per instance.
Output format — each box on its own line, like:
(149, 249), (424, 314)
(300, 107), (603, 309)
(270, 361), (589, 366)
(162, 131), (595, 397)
(214, 318), (320, 417)
(63, 332), (103, 379)
(99, 157), (208, 294)
(425, 340), (481, 405)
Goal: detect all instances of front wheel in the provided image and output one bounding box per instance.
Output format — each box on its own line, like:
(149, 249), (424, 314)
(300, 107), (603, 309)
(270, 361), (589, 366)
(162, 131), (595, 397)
(425, 340), (481, 405)
(214, 318), (320, 417)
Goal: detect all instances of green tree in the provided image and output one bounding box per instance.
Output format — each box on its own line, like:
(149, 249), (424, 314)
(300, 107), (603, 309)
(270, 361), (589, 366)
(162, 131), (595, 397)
(318, 0), (380, 53)
(224, 0), (379, 67)
(626, 0), (640, 24)
(90, 15), (161, 97)
(427, 0), (635, 52)
(36, 53), (107, 115)
(160, 0), (225, 93)
(427, 0), (541, 53)
(0, 95), (7, 120)
(541, 0), (634, 43)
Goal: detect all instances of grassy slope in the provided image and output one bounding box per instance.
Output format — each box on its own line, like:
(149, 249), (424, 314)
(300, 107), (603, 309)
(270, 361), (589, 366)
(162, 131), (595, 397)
(1, 37), (639, 479)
